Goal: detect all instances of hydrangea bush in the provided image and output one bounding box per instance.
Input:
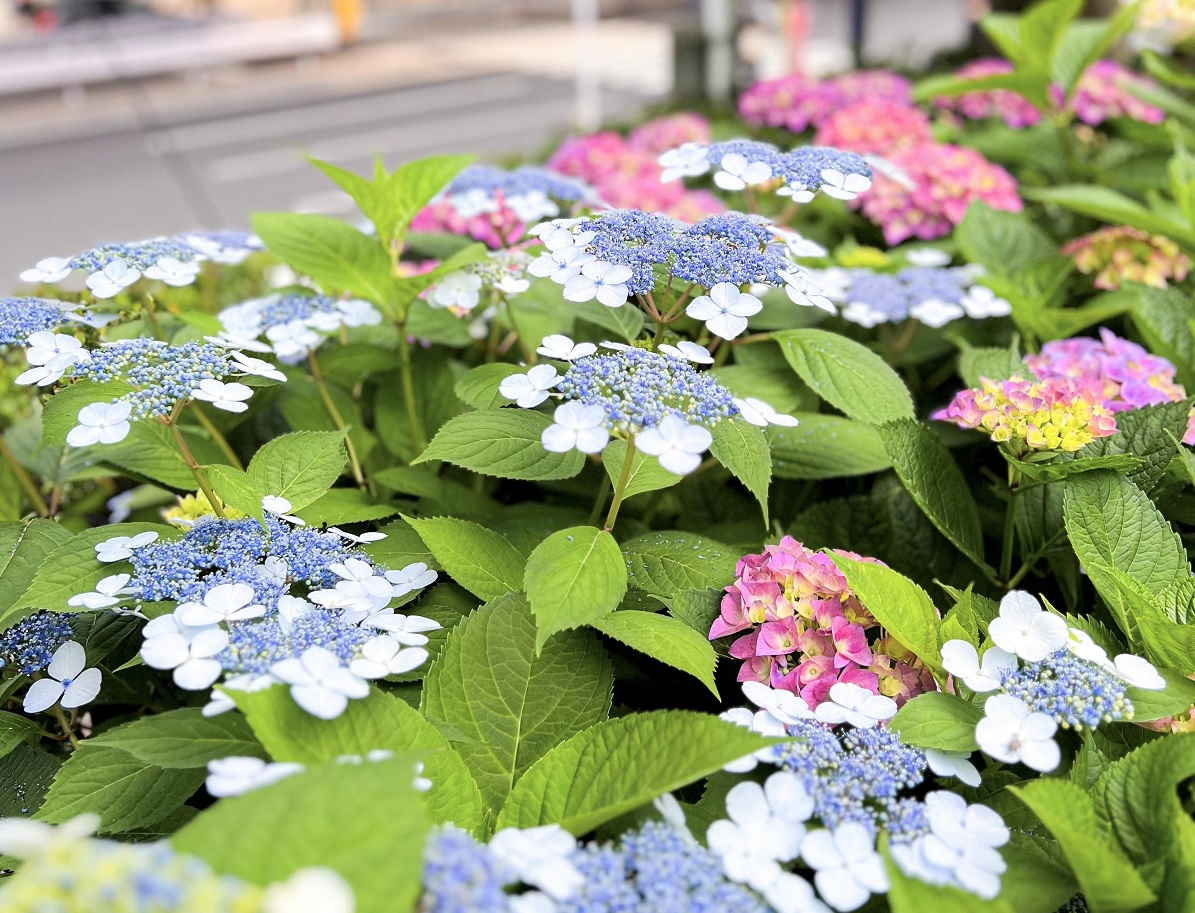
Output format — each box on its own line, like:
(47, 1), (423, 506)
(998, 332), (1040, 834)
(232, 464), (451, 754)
(2, 2), (1195, 912)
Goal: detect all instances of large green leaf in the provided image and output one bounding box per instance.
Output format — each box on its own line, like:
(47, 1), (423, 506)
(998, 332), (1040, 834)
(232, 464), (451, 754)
(420, 594), (612, 812)
(406, 515), (525, 602)
(830, 555), (943, 675)
(524, 527), (628, 650)
(955, 202), (1055, 276)
(40, 380), (136, 447)
(415, 410), (586, 480)
(246, 431), (347, 510)
(252, 212), (395, 306)
(173, 757), (429, 913)
(1064, 470), (1189, 596)
(1015, 779), (1156, 913)
(880, 419), (988, 570)
(1078, 399), (1194, 492)
(1025, 186), (1195, 251)
(233, 684), (483, 832)
(1132, 286), (1195, 390)
(889, 691), (981, 752)
(37, 745), (205, 834)
(591, 610), (719, 697)
(708, 419), (771, 524)
(774, 329), (914, 424)
(13, 522), (174, 619)
(622, 532), (738, 598)
(0, 711), (40, 760)
(494, 711), (782, 833)
(769, 414), (892, 480)
(87, 709), (265, 768)
(0, 520), (73, 627)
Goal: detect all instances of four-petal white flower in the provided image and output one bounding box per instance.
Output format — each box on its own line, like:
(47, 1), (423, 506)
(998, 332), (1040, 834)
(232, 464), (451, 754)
(814, 681), (898, 728)
(191, 379), (254, 413)
(635, 414), (712, 475)
(68, 573), (134, 609)
(800, 823), (888, 912)
(988, 591), (1068, 662)
(541, 401), (609, 454)
(818, 169), (872, 201)
(563, 261), (632, 308)
(707, 773), (812, 891)
(271, 646), (369, 719)
(22, 642), (102, 714)
(176, 583), (265, 627)
(940, 640), (1017, 693)
(734, 397), (800, 428)
(714, 153), (773, 191)
(686, 283), (762, 339)
(66, 402), (132, 448)
(537, 334), (597, 361)
(975, 693), (1060, 772)
(95, 531), (158, 563)
(206, 756), (304, 798)
(499, 364), (560, 408)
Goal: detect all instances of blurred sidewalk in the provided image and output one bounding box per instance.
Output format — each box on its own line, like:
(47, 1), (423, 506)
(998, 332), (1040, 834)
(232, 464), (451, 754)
(0, 17), (673, 150)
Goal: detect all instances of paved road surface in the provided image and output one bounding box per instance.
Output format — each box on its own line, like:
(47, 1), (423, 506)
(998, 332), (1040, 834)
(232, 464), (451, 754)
(0, 73), (647, 284)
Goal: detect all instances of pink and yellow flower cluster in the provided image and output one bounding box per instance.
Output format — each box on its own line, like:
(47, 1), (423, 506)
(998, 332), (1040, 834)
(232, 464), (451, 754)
(1026, 328), (1195, 442)
(709, 537), (934, 710)
(855, 143), (1022, 245)
(1061, 225), (1190, 290)
(935, 375), (1118, 455)
(545, 114), (725, 222)
(738, 69), (912, 132)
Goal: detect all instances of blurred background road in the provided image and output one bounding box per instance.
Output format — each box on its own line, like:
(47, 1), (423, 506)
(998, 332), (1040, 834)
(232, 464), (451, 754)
(0, 0), (976, 282)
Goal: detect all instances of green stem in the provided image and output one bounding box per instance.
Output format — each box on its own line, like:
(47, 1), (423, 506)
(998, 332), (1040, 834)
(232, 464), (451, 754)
(189, 406), (243, 470)
(1006, 528), (1067, 590)
(143, 294), (164, 341)
(1000, 467), (1022, 585)
(0, 435), (49, 517)
(50, 702), (80, 749)
(307, 349), (367, 487)
(168, 418), (227, 519)
(396, 331), (428, 457)
(603, 439), (638, 532)
(652, 317), (667, 352)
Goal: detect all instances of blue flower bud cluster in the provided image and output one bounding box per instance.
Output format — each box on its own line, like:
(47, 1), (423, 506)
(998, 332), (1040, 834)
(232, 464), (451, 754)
(697, 140), (872, 195)
(574, 209), (801, 294)
(0, 611), (76, 675)
(826, 266), (972, 324)
(448, 165), (592, 204)
(1001, 648), (1132, 730)
(129, 517), (358, 606)
(69, 238), (199, 274)
(556, 348), (738, 432)
(219, 608), (376, 675)
(563, 821), (772, 913)
(73, 338), (235, 421)
(0, 298), (71, 345)
(421, 828), (516, 913)
(776, 718), (930, 841)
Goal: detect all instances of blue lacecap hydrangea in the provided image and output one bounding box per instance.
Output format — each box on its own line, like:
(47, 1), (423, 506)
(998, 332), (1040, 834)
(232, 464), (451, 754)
(74, 338), (234, 421)
(575, 210), (795, 293)
(420, 821), (771, 913)
(69, 238), (201, 272)
(0, 298), (71, 345)
(839, 266), (971, 321)
(129, 517), (357, 606)
(248, 293), (344, 330)
(704, 140), (872, 192)
(777, 719), (929, 840)
(1002, 648), (1131, 729)
(0, 611), (76, 675)
(556, 348), (738, 431)
(220, 608), (375, 675)
(448, 165), (591, 202)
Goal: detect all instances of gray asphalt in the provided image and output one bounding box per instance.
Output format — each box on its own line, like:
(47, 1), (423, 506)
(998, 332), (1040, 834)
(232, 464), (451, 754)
(0, 74), (646, 285)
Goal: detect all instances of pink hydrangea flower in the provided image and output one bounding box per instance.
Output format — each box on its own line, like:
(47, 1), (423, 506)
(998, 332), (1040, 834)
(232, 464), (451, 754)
(627, 112), (712, 154)
(410, 195), (527, 249)
(1025, 328), (1195, 443)
(812, 99), (934, 155)
(854, 143), (1022, 245)
(1062, 60), (1165, 126)
(709, 537), (934, 710)
(738, 70), (911, 133)
(934, 58), (1042, 128)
